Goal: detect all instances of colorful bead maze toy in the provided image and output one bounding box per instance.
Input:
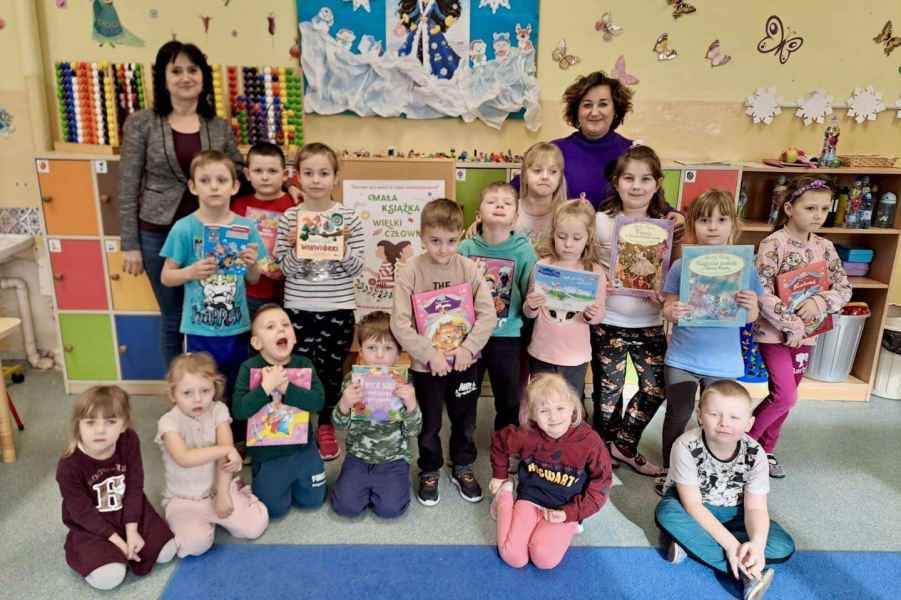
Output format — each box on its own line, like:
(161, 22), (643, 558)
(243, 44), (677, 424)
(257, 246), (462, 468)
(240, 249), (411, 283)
(226, 65), (303, 151)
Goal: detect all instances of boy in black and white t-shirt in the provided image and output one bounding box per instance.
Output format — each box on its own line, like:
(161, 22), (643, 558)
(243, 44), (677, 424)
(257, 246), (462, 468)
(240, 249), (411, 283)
(655, 380), (795, 600)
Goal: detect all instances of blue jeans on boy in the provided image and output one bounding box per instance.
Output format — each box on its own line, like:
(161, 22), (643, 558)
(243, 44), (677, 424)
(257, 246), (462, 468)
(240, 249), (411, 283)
(655, 489), (795, 573)
(250, 445), (327, 519)
(140, 229), (184, 366)
(331, 455), (411, 519)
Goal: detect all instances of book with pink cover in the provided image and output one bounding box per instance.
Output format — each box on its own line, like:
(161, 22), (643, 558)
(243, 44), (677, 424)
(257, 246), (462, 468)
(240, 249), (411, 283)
(411, 283), (475, 359)
(246, 368), (312, 447)
(350, 365), (408, 423)
(244, 206), (283, 275)
(776, 261), (833, 337)
(609, 215), (674, 298)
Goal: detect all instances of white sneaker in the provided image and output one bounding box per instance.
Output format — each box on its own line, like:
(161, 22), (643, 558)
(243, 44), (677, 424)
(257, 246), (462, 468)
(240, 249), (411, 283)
(666, 541), (687, 564)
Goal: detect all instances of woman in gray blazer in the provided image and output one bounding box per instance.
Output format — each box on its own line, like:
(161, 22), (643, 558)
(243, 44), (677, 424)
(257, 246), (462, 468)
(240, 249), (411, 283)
(118, 41), (243, 365)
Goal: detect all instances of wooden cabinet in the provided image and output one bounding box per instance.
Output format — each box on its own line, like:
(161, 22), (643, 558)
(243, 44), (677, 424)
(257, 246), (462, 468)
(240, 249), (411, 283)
(48, 239), (108, 310)
(115, 315), (167, 380)
(35, 159), (99, 236)
(105, 241), (159, 311)
(95, 159), (121, 236)
(59, 314), (118, 381)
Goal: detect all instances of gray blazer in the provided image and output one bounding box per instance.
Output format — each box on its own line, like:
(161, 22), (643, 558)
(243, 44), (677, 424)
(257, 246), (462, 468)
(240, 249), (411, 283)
(117, 109), (243, 251)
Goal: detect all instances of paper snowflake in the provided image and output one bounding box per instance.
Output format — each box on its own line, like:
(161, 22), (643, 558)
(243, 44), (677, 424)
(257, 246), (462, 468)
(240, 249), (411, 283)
(343, 0), (371, 12)
(479, 0), (511, 14)
(795, 89), (833, 126)
(745, 87), (783, 124)
(846, 86), (885, 123)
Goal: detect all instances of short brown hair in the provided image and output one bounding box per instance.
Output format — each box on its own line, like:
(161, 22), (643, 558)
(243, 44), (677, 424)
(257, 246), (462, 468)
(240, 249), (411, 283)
(356, 310), (399, 347)
(190, 150), (238, 181)
(687, 189), (739, 244)
(700, 380), (752, 409)
(420, 197), (465, 233)
(166, 352), (226, 405)
(562, 70), (634, 132)
(297, 142), (339, 173)
(480, 181), (517, 206)
(604, 145), (669, 218)
(251, 302), (286, 331)
(64, 386), (132, 457)
(773, 176), (835, 231)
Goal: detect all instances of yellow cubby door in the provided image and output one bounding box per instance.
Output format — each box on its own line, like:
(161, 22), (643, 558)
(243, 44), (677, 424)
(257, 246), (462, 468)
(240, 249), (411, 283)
(105, 244), (159, 311)
(59, 314), (118, 381)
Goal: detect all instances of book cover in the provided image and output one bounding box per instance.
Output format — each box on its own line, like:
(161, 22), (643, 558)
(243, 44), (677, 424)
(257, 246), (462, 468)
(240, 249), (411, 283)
(678, 245), (754, 327)
(610, 216), (674, 298)
(295, 210), (344, 261)
(412, 283), (475, 359)
(534, 263), (600, 313)
(203, 223), (252, 275)
(470, 256), (515, 321)
(776, 261), (833, 337)
(244, 207), (282, 275)
(245, 367), (313, 447)
(350, 364), (408, 423)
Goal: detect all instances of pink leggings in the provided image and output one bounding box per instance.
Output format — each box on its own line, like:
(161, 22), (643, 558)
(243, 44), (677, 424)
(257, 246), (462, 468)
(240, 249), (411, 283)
(164, 479), (269, 557)
(495, 489), (578, 569)
(748, 343), (812, 453)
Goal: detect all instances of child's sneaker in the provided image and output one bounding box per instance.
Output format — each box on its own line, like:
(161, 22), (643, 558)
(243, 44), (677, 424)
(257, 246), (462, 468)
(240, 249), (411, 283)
(654, 475), (667, 497)
(417, 471), (441, 506)
(450, 465), (483, 503)
(767, 454), (785, 479)
(317, 424), (341, 461)
(742, 568), (774, 600)
(489, 480), (514, 520)
(666, 541), (687, 564)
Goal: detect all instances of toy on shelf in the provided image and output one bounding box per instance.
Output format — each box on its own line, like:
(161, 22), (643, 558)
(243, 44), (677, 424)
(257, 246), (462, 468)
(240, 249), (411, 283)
(818, 116), (841, 167)
(227, 65), (303, 151)
(875, 191), (897, 228)
(845, 178), (864, 229)
(767, 175), (788, 224)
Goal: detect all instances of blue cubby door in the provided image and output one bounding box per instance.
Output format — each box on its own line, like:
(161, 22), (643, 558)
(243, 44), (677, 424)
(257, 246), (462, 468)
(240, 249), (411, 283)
(115, 315), (167, 380)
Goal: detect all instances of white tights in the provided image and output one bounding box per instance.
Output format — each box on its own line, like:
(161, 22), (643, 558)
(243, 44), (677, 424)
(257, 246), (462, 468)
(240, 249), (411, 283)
(84, 538), (178, 590)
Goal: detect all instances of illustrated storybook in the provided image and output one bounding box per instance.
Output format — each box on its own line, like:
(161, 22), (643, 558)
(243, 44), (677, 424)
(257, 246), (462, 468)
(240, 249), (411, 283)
(203, 223), (252, 275)
(412, 283), (475, 359)
(534, 263), (600, 313)
(470, 256), (515, 321)
(246, 367), (313, 446)
(610, 216), (674, 297)
(776, 261), (833, 337)
(244, 207), (282, 274)
(678, 245), (754, 327)
(350, 365), (409, 423)
(295, 210), (344, 261)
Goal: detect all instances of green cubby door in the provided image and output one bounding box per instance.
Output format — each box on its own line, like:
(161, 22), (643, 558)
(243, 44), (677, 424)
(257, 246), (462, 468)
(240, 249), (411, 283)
(455, 168), (509, 227)
(59, 314), (118, 381)
(663, 169), (682, 210)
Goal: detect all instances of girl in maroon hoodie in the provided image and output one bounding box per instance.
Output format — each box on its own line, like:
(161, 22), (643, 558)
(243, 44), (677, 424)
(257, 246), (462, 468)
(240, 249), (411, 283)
(489, 373), (613, 569)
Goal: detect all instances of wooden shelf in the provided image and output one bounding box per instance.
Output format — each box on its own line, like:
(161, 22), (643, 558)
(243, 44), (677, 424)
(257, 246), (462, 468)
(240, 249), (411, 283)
(848, 277), (888, 289)
(740, 375), (871, 402)
(738, 220), (900, 235)
(740, 161), (901, 175)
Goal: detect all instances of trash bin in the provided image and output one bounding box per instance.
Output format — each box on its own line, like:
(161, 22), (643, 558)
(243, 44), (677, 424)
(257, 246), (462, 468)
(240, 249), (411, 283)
(806, 313), (869, 383)
(873, 316), (901, 399)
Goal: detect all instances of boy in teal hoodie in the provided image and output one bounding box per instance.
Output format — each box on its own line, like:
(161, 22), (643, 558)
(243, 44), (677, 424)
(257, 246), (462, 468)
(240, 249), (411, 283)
(459, 182), (538, 430)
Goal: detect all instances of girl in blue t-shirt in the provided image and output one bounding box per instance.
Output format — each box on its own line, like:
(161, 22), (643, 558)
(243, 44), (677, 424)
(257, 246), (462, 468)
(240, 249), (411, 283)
(660, 190), (761, 495)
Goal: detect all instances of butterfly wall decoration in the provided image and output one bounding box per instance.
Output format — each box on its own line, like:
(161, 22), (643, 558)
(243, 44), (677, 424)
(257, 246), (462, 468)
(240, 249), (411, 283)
(611, 55), (638, 85)
(654, 33), (678, 61)
(705, 39), (732, 67)
(595, 12), (623, 42)
(873, 21), (901, 56)
(757, 15), (803, 64)
(669, 0), (696, 19)
(552, 39), (580, 70)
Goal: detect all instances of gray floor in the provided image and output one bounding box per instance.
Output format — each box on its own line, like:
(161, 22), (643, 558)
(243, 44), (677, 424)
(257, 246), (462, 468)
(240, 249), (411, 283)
(1, 369), (900, 599)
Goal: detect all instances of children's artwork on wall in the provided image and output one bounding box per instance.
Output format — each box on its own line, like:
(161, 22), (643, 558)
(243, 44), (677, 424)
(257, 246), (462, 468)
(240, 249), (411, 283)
(795, 89), (834, 126)
(756, 15), (803, 65)
(346, 0), (372, 11)
(0, 108), (14, 138)
(704, 40), (731, 67)
(846, 86), (886, 123)
(479, 0), (511, 14)
(669, 1), (695, 20)
(873, 21), (901, 56)
(200, 15), (211, 35)
(56, 1), (67, 8)
(91, 0), (144, 48)
(745, 87), (783, 125)
(653, 33), (677, 61)
(267, 13), (277, 48)
(595, 12), (623, 42)
(0, 17), (5, 30)
(552, 39), (579, 70)
(611, 55), (638, 86)
(298, 0), (541, 131)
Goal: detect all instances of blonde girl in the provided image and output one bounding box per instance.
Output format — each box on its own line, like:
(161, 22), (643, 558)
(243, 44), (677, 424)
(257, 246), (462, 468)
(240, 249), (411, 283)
(751, 176), (851, 478)
(591, 144), (678, 478)
(524, 200), (606, 398)
(489, 373), (612, 569)
(57, 386), (176, 590)
(157, 353), (268, 557)
(659, 190), (763, 494)
(274, 142), (365, 461)
(516, 142), (569, 246)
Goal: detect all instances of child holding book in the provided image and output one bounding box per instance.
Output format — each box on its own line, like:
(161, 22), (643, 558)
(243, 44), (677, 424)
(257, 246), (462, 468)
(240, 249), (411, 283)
(752, 177), (851, 478)
(57, 386), (177, 590)
(523, 199), (606, 399)
(331, 311), (422, 518)
(232, 142), (298, 317)
(160, 150), (266, 443)
(592, 145), (676, 477)
(656, 380), (795, 600)
(390, 198), (497, 506)
(156, 353), (269, 556)
(274, 142), (365, 461)
(232, 304), (327, 518)
(459, 182), (537, 429)
(660, 190), (762, 494)
(489, 373), (612, 570)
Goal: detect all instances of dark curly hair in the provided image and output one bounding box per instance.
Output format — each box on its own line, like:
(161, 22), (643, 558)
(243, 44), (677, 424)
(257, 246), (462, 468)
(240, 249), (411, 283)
(152, 41), (216, 119)
(561, 70), (634, 133)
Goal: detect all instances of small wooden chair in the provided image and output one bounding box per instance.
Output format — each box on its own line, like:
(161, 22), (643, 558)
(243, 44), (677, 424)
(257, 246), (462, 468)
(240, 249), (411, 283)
(0, 317), (22, 463)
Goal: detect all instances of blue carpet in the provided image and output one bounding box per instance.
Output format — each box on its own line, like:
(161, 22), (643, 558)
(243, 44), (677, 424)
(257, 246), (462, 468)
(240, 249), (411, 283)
(161, 544), (898, 600)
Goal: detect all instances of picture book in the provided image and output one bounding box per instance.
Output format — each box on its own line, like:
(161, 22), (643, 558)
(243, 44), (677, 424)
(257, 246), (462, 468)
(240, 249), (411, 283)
(470, 256), (515, 321)
(295, 209), (345, 261)
(244, 207), (283, 275)
(245, 367), (313, 447)
(203, 223), (252, 275)
(412, 283), (475, 360)
(678, 245), (754, 327)
(610, 216), (674, 297)
(534, 263), (600, 313)
(350, 364), (409, 423)
(776, 261), (833, 337)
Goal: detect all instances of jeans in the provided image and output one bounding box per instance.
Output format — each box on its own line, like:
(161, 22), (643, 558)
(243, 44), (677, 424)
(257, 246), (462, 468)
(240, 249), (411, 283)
(140, 229), (184, 366)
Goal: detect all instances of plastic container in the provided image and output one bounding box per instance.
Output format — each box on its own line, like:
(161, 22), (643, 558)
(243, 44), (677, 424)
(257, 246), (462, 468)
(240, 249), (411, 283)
(875, 191), (897, 228)
(873, 313), (901, 399)
(807, 313), (869, 383)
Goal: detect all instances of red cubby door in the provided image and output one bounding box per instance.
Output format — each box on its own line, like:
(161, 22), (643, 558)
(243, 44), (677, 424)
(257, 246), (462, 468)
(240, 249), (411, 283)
(49, 239), (108, 310)
(680, 169), (741, 211)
